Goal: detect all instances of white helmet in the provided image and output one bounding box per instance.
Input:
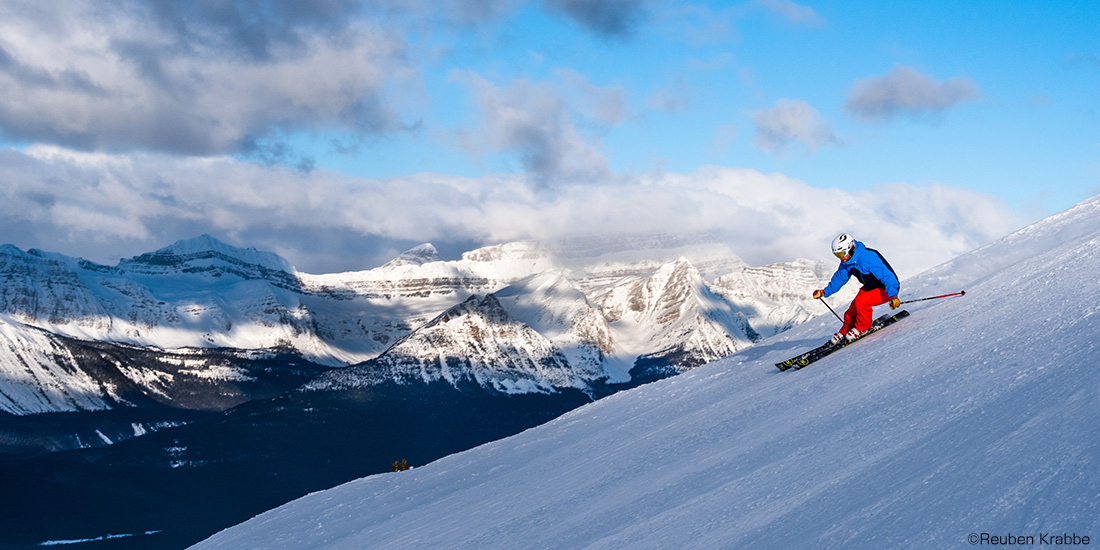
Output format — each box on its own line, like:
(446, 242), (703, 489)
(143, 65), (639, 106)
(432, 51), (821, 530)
(831, 233), (854, 256)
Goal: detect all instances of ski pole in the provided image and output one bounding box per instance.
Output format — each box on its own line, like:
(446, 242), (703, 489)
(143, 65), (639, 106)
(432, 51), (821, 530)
(900, 290), (966, 305)
(819, 297), (843, 323)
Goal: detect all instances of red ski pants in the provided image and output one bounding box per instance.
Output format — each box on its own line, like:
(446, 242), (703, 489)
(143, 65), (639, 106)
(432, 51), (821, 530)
(841, 288), (890, 333)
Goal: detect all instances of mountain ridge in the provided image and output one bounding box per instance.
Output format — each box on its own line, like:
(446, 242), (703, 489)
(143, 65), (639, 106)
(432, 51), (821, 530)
(2, 234), (842, 414)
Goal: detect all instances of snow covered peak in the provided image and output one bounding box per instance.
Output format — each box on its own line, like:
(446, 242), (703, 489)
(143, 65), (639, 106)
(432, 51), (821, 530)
(0, 243), (35, 260)
(602, 256), (707, 323)
(381, 243), (440, 268)
(312, 292), (585, 393)
(656, 255), (696, 277)
(119, 235), (296, 276)
(494, 271), (617, 382)
(493, 271), (587, 309)
(594, 256), (758, 372)
(461, 241), (548, 262)
(0, 244), (96, 271)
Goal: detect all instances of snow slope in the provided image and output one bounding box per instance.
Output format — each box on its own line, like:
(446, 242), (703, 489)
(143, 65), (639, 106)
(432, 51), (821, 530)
(193, 195), (1100, 550)
(0, 316), (110, 414)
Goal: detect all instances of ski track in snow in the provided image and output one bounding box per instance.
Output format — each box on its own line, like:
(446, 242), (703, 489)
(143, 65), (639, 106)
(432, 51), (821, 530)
(191, 198), (1100, 549)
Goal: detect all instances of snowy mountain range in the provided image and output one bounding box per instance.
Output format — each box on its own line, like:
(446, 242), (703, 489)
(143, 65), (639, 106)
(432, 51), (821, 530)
(0, 316), (325, 416)
(192, 196), (1100, 550)
(1, 233), (843, 415)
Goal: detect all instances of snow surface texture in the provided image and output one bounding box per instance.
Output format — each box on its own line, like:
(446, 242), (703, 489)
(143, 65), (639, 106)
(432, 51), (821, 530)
(193, 196), (1100, 549)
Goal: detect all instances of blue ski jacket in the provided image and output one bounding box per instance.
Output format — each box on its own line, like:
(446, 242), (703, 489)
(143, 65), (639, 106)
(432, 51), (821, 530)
(823, 240), (900, 299)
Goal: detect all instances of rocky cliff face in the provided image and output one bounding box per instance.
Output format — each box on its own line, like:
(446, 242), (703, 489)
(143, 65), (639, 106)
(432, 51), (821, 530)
(595, 257), (759, 374)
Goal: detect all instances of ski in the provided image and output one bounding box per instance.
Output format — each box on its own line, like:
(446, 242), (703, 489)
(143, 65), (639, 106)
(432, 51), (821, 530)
(775, 310), (910, 371)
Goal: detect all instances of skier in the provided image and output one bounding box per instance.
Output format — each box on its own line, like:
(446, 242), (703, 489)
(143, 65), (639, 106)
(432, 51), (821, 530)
(812, 233), (902, 344)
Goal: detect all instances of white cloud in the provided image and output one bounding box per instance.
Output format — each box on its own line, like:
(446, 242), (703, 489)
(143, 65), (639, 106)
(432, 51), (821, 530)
(711, 125), (738, 155)
(449, 71), (613, 185)
(0, 1), (419, 156)
(555, 68), (633, 126)
(647, 76), (694, 113)
(753, 0), (825, 27)
(0, 147), (1031, 277)
(751, 99), (840, 155)
(0, 0), (536, 158)
(844, 66), (981, 122)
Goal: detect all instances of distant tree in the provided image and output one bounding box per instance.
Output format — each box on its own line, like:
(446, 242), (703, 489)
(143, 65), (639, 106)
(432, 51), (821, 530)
(390, 459), (410, 472)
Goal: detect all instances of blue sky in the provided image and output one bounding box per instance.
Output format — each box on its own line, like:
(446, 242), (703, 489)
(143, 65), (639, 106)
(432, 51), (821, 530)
(0, 0), (1096, 273)
(302, 0), (1095, 209)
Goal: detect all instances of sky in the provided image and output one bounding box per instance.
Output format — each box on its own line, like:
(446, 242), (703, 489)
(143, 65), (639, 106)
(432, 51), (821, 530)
(0, 0), (1097, 275)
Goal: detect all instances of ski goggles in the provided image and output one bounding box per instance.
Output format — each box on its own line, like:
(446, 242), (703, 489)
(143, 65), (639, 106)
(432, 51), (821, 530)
(834, 249), (849, 259)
